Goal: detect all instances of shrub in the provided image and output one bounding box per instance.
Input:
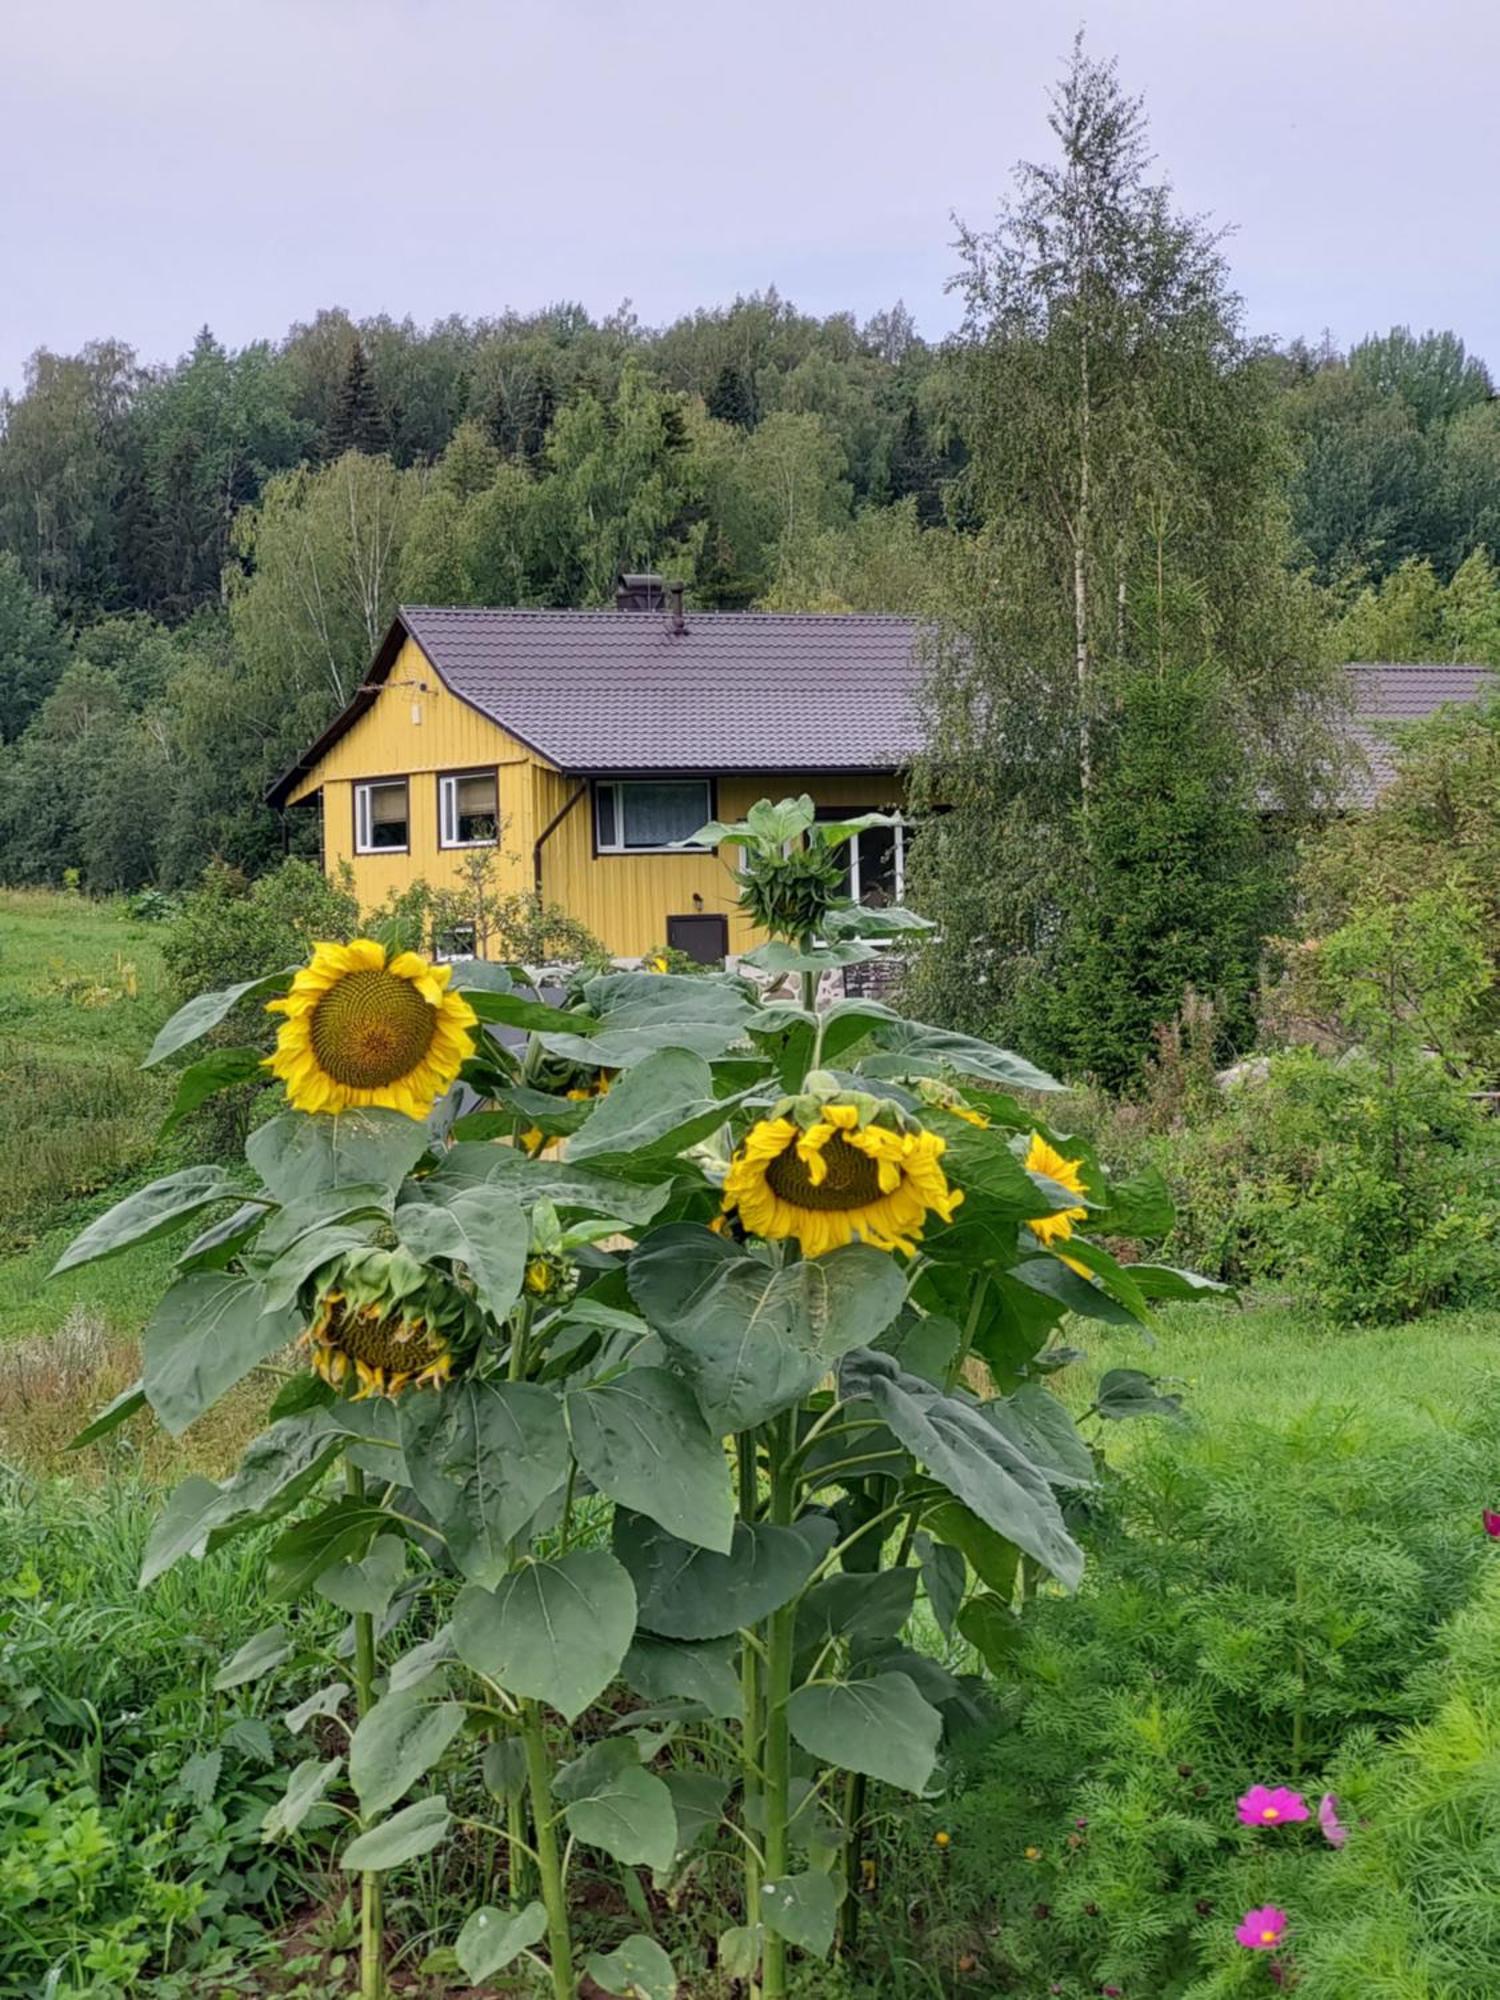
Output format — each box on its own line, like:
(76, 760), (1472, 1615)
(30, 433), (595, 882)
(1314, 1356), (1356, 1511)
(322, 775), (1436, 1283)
(938, 1369), (1500, 1995)
(160, 858), (360, 1005)
(1282, 1568), (1500, 1999)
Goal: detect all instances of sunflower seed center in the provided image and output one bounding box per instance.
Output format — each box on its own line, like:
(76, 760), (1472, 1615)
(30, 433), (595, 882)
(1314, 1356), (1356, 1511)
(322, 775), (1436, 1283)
(309, 968), (436, 1087)
(764, 1131), (884, 1211)
(323, 1297), (445, 1374)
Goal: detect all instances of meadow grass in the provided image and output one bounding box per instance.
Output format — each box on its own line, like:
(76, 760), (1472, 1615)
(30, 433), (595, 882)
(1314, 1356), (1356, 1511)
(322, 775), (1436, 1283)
(0, 888), (174, 1262)
(1073, 1294), (1500, 1432)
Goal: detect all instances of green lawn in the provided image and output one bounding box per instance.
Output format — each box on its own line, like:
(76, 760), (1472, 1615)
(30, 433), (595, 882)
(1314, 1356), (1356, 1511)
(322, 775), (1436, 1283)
(1069, 1293), (1500, 1433)
(0, 888), (174, 1333)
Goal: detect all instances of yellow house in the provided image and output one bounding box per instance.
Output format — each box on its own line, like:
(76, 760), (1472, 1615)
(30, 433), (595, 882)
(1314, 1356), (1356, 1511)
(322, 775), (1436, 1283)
(267, 577), (924, 961)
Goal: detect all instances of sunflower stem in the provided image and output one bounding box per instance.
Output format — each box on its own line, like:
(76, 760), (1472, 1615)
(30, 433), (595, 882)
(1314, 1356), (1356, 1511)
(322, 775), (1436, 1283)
(761, 1415), (798, 2000)
(520, 1699), (575, 2000)
(835, 1769), (867, 1959)
(737, 1432), (764, 1984)
(345, 1462), (384, 2000)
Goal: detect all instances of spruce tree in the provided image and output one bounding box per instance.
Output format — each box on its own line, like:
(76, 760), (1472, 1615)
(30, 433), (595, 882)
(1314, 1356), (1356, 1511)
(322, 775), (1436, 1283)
(324, 337), (388, 458)
(707, 361), (757, 429)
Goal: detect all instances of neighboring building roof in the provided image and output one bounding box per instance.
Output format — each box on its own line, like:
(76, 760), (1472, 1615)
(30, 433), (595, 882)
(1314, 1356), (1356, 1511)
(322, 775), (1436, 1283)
(266, 603), (1496, 808)
(1344, 662), (1496, 805)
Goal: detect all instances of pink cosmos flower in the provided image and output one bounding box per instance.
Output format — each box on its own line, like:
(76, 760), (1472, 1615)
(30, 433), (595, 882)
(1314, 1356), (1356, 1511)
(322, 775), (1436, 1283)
(1235, 1905), (1289, 1951)
(1483, 1509), (1500, 1539)
(1318, 1791), (1348, 1847)
(1237, 1784), (1309, 1827)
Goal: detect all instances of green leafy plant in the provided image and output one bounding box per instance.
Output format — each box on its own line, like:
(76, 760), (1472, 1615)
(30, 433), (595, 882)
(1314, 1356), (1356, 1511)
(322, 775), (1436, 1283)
(58, 795), (1219, 1999)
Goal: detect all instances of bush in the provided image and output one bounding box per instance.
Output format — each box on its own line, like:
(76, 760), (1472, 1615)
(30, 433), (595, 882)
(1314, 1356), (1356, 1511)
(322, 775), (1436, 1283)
(160, 858), (360, 1006)
(1283, 1568), (1500, 1999)
(937, 1367), (1500, 1995)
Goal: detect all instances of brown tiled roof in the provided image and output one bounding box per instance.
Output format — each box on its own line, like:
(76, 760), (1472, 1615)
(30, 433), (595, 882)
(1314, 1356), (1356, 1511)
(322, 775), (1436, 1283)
(1344, 663), (1497, 805)
(398, 605), (926, 774)
(265, 607), (1495, 806)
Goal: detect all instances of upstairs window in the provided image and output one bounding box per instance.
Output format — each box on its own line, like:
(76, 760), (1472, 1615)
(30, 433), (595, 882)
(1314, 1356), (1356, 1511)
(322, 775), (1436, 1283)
(595, 779), (713, 854)
(439, 769), (499, 848)
(355, 779), (409, 854)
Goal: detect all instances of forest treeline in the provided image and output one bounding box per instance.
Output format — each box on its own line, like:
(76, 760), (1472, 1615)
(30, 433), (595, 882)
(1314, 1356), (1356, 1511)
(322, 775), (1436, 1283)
(1, 287), (1500, 896)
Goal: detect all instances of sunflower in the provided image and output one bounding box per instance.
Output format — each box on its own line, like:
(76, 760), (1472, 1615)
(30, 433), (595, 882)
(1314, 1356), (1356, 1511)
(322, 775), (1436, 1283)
(265, 939), (478, 1118)
(722, 1090), (962, 1257)
(303, 1290), (454, 1399)
(301, 1247), (483, 1398)
(1025, 1132), (1089, 1249)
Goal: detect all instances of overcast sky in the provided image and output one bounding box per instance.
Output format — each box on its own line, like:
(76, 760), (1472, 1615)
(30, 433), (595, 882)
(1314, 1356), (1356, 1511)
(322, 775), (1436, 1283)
(3, 0), (1497, 393)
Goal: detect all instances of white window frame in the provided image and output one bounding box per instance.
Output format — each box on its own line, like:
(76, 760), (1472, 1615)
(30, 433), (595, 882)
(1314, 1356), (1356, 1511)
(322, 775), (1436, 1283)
(438, 768), (499, 849)
(354, 778), (409, 855)
(594, 778), (714, 855)
(849, 816), (906, 905)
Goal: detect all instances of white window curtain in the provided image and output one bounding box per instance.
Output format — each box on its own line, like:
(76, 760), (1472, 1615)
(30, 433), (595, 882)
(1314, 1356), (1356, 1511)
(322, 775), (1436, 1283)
(597, 780), (711, 851)
(441, 771), (498, 845)
(620, 782), (710, 848)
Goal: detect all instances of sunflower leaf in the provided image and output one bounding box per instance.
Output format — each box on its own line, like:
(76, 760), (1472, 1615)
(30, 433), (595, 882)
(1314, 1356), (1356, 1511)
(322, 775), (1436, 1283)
(785, 1672), (942, 1795)
(247, 1110), (431, 1205)
(158, 1046), (269, 1138)
(143, 967), (298, 1068)
(394, 1188), (529, 1324)
(142, 1274), (302, 1435)
(839, 1348), (1083, 1590)
(51, 1166), (248, 1276)
(628, 1225), (907, 1433)
(616, 1511), (836, 1641)
(451, 1550), (637, 1722)
(565, 1367), (735, 1553)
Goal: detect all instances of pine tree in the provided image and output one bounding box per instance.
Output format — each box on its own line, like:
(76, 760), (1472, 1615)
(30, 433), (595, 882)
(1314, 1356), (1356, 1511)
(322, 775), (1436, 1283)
(323, 337), (388, 458)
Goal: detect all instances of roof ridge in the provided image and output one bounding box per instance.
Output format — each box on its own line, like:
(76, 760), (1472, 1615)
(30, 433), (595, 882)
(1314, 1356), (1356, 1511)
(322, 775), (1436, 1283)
(401, 603), (921, 624)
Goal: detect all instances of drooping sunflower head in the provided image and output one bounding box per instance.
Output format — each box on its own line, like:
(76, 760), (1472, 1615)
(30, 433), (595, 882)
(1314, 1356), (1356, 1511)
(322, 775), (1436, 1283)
(302, 1249), (481, 1399)
(721, 1080), (962, 1257)
(265, 939), (478, 1119)
(1024, 1131), (1090, 1249)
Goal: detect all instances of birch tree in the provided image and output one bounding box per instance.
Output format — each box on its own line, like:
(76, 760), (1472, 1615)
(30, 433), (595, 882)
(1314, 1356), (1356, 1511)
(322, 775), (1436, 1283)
(909, 36), (1337, 1073)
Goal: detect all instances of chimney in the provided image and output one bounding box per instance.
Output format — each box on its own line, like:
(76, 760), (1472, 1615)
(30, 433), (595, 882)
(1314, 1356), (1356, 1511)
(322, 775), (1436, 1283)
(667, 579), (685, 636)
(615, 572), (664, 613)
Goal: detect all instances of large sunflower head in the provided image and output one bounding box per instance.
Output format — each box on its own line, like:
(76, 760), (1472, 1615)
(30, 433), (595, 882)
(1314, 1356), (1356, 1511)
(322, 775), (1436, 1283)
(265, 939), (478, 1119)
(1024, 1132), (1090, 1249)
(721, 1079), (962, 1257)
(302, 1248), (481, 1399)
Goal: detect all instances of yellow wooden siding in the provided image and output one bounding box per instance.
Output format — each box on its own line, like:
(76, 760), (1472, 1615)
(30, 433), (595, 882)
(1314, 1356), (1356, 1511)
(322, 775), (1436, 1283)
(291, 637), (541, 908)
(533, 767), (906, 958)
(288, 636), (907, 955)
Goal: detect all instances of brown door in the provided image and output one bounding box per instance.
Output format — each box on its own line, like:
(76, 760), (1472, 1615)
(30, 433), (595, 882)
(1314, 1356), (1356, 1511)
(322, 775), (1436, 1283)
(666, 914), (729, 965)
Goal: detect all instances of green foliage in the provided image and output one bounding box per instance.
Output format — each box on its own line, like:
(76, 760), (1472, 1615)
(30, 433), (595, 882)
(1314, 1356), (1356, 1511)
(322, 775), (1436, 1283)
(936, 1353), (1500, 1995)
(1283, 329), (1500, 583)
(1017, 668), (1286, 1088)
(0, 549), (71, 742)
(908, 39), (1336, 1072)
(1295, 689), (1500, 1064)
(160, 860), (359, 1008)
(1285, 1569), (1500, 1999)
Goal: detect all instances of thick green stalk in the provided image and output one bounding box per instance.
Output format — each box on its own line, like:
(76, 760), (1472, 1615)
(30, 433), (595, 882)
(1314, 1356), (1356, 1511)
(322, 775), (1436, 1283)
(508, 1786), (533, 1906)
(345, 1462), (384, 2000)
(761, 1419), (798, 1999)
(835, 1770), (867, 1958)
(737, 1433), (764, 1965)
(520, 1700), (574, 2000)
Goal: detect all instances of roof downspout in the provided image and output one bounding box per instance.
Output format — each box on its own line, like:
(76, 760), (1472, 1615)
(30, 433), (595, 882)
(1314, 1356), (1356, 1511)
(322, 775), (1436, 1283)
(533, 782), (588, 899)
